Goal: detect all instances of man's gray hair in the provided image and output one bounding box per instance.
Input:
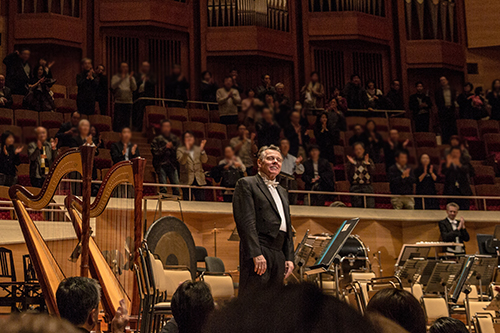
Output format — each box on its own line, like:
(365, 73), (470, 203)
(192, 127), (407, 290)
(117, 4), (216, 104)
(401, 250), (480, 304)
(446, 202), (459, 210)
(257, 145), (281, 161)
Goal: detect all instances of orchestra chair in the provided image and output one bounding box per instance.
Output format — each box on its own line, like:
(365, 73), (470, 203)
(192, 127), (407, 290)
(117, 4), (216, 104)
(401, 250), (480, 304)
(466, 301), (495, 322)
(490, 283), (499, 299)
(366, 276), (403, 302)
(202, 274), (235, 304)
(195, 246), (208, 276)
(204, 256), (225, 274)
(403, 283), (423, 302)
(349, 271), (376, 311)
(421, 296), (449, 324)
(134, 263), (147, 333)
(0, 109), (13, 125)
(22, 254), (44, 311)
(473, 313), (496, 333)
(0, 247), (23, 312)
(138, 246), (154, 333)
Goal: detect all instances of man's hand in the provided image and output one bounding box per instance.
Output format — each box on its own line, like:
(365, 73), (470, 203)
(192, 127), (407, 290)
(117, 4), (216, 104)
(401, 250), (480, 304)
(459, 217), (465, 230)
(166, 141), (173, 149)
(131, 144), (137, 155)
(253, 255), (267, 275)
(51, 138), (58, 150)
(111, 299), (129, 333)
(347, 155), (356, 165)
(15, 146), (24, 155)
(364, 154), (370, 164)
(200, 139), (207, 151)
(48, 61), (55, 68)
(284, 261), (294, 279)
(129, 71), (134, 79)
(250, 132), (256, 141)
(122, 146), (127, 156)
(295, 156), (303, 165)
(403, 139), (410, 148)
(86, 135), (93, 145)
(37, 140), (43, 149)
(402, 168), (410, 178)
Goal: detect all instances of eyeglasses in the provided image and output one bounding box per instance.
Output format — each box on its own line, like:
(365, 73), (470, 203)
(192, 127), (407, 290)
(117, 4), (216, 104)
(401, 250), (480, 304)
(265, 156), (282, 163)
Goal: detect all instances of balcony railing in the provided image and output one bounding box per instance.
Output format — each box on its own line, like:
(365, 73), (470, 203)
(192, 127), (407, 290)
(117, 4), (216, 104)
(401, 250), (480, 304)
(18, 0), (80, 17)
(207, 0), (289, 32)
(308, 0), (385, 17)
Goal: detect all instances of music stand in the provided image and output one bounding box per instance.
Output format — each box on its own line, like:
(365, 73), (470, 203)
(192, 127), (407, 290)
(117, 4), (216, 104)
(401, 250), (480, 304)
(424, 262), (462, 295)
(450, 256), (476, 330)
(395, 245), (432, 268)
(470, 255), (497, 301)
(487, 225), (500, 256)
(419, 259), (439, 286)
(397, 258), (428, 287)
(293, 230), (312, 282)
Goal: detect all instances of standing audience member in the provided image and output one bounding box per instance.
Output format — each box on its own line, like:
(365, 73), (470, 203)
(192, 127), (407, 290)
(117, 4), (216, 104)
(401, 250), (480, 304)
(284, 111), (309, 159)
(90, 126), (104, 149)
(230, 124), (257, 176)
(470, 86), (488, 120)
(429, 317), (468, 333)
(301, 71), (325, 113)
(314, 112), (336, 164)
(348, 124), (365, 147)
(384, 129), (409, 171)
(264, 92), (276, 114)
(133, 61), (157, 132)
(442, 146), (474, 210)
(0, 75), (13, 109)
(177, 131), (207, 201)
(0, 131), (22, 186)
(438, 202), (470, 254)
(110, 127), (140, 164)
(365, 80), (383, 109)
(28, 127), (57, 188)
(444, 136), (471, 165)
(217, 76), (241, 125)
(200, 71), (218, 104)
(279, 139), (304, 205)
(457, 82), (474, 120)
(95, 64), (108, 115)
(274, 83), (292, 128)
(342, 74), (368, 111)
(332, 86), (348, 112)
(487, 79), (500, 120)
(362, 120), (383, 163)
(214, 146), (246, 202)
(435, 76), (457, 144)
(386, 80), (404, 110)
(387, 150), (416, 210)
(256, 107), (281, 148)
(56, 111), (80, 148)
(165, 64), (189, 107)
(409, 81), (432, 132)
(24, 64), (56, 111)
(241, 89), (260, 127)
(256, 74), (275, 102)
(347, 142), (375, 208)
(111, 62), (137, 131)
(76, 58), (98, 116)
(230, 68), (244, 95)
(151, 120), (180, 197)
(3, 49), (31, 95)
(302, 145), (335, 206)
(414, 154), (439, 210)
(317, 98), (345, 147)
(36, 57), (54, 78)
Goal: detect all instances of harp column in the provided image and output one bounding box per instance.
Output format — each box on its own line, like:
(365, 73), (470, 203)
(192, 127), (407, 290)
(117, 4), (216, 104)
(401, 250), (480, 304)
(80, 143), (96, 278)
(132, 157), (146, 317)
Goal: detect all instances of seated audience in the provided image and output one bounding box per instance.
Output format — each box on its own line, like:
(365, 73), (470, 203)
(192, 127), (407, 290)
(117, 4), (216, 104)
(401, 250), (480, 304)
(111, 62), (137, 131)
(442, 146), (474, 210)
(256, 107), (281, 148)
(486, 79), (500, 120)
(76, 58), (98, 116)
(133, 61), (156, 131)
(110, 127), (140, 164)
(274, 82), (292, 127)
(4, 314), (79, 333)
(366, 288), (426, 333)
(165, 64), (189, 107)
(217, 76), (241, 125)
(24, 64), (56, 111)
(386, 79), (404, 110)
(3, 48), (31, 95)
(0, 75), (13, 109)
(409, 81), (432, 132)
(302, 145), (335, 206)
(90, 125), (105, 149)
(200, 70), (218, 104)
(314, 112), (336, 164)
(28, 127), (57, 188)
(56, 111), (81, 148)
(365, 80), (383, 109)
(162, 280), (215, 333)
(284, 111), (309, 159)
(387, 150), (416, 210)
(279, 139), (304, 205)
(348, 124), (365, 147)
(256, 73), (275, 102)
(438, 202), (470, 254)
(429, 317), (468, 333)
(301, 71), (325, 113)
(212, 146), (245, 202)
(384, 129), (409, 171)
(342, 74), (368, 111)
(347, 142), (375, 208)
(177, 131), (207, 201)
(414, 154), (439, 210)
(457, 82), (474, 120)
(56, 277), (128, 333)
(151, 119), (180, 197)
(230, 124), (257, 176)
(0, 131), (22, 186)
(362, 120), (383, 163)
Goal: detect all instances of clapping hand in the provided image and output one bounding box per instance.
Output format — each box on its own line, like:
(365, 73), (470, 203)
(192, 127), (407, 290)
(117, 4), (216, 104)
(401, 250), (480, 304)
(200, 139), (207, 151)
(458, 217), (465, 230)
(402, 168), (410, 178)
(347, 155), (356, 165)
(50, 138), (58, 150)
(250, 132), (256, 141)
(129, 71), (134, 79)
(15, 146), (24, 155)
(429, 165), (434, 174)
(364, 154), (370, 164)
(86, 135), (93, 145)
(403, 139), (410, 148)
(131, 144), (137, 155)
(166, 141), (173, 149)
(296, 156), (303, 164)
(111, 299), (129, 333)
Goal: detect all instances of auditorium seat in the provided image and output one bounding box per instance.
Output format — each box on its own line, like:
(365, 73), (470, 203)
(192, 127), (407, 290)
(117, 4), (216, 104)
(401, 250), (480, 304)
(397, 132), (414, 147)
(335, 180), (351, 206)
(473, 166), (495, 185)
(17, 164), (31, 187)
(389, 117), (412, 133)
(11, 95), (23, 110)
(169, 120), (183, 137)
(346, 117), (366, 131)
(371, 182), (392, 209)
(188, 109), (209, 123)
(226, 124), (239, 139)
(67, 86), (78, 100)
(39, 111), (63, 129)
(100, 131), (120, 149)
(94, 149), (112, 169)
(406, 147), (417, 165)
(478, 119), (500, 136)
(15, 109), (39, 127)
(204, 138), (223, 157)
(183, 121), (206, 139)
(167, 108), (188, 122)
(51, 84), (67, 99)
(475, 184), (500, 210)
(145, 106), (167, 132)
(333, 146), (346, 181)
(210, 110), (220, 123)
(457, 119), (479, 141)
(54, 98), (77, 113)
(89, 115), (112, 133)
(203, 155), (218, 171)
(0, 125), (22, 142)
(370, 118), (389, 132)
(484, 133), (500, 156)
(48, 128), (59, 141)
(413, 132), (437, 148)
(206, 123), (227, 140)
(0, 109), (13, 125)
(372, 164), (387, 183)
(22, 126), (37, 144)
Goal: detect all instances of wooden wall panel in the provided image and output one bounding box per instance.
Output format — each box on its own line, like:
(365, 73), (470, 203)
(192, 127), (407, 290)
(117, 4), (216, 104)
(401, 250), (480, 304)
(466, 48), (500, 90)
(464, 0), (500, 48)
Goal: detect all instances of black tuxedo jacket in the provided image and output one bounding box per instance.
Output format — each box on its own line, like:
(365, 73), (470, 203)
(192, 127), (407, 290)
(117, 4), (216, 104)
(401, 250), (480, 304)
(438, 218), (470, 244)
(233, 174), (294, 261)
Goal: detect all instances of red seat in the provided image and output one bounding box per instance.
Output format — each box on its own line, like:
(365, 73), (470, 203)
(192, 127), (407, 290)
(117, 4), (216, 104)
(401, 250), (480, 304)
(100, 131), (120, 149)
(15, 109), (39, 127)
(478, 120), (500, 137)
(484, 133), (500, 155)
(335, 180), (351, 207)
(205, 123), (227, 140)
(389, 117), (412, 133)
(398, 132), (414, 148)
(54, 98), (77, 113)
(0, 109), (13, 125)
(473, 166), (495, 185)
(169, 120), (183, 137)
(372, 163), (387, 183)
(413, 132), (437, 148)
(475, 184), (500, 210)
(145, 106), (167, 131)
(457, 119), (479, 141)
(203, 155), (218, 171)
(346, 117), (366, 131)
(167, 108), (188, 122)
(370, 118), (390, 132)
(11, 95), (23, 110)
(188, 109), (209, 123)
(94, 149), (112, 169)
(89, 115), (112, 133)
(40, 111), (63, 129)
(183, 121), (206, 139)
(204, 138), (222, 156)
(0, 125), (22, 142)
(333, 146), (345, 181)
(372, 182), (392, 209)
(416, 147), (441, 166)
(22, 126), (37, 145)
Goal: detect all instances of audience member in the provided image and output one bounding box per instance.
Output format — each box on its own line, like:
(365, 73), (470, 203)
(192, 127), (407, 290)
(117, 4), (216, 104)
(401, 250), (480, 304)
(348, 123), (365, 147)
(387, 150), (416, 209)
(470, 86), (488, 120)
(28, 127), (57, 188)
(362, 120), (383, 163)
(256, 73), (275, 102)
(111, 62), (137, 131)
(438, 202), (470, 254)
(217, 76), (241, 125)
(230, 68), (244, 95)
(134, 61), (157, 131)
(151, 119), (180, 197)
(435, 76), (457, 143)
(200, 70), (218, 104)
(386, 80), (404, 110)
(279, 139), (304, 205)
(256, 107), (281, 148)
(70, 119), (99, 195)
(347, 142), (375, 208)
(264, 92), (275, 114)
(230, 124), (257, 176)
(24, 64), (56, 111)
(301, 71), (325, 113)
(56, 111), (80, 148)
(274, 82), (292, 127)
(366, 288), (426, 333)
(429, 317), (468, 333)
(317, 98), (345, 147)
(177, 131), (207, 201)
(332, 86), (348, 112)
(342, 74), (368, 111)
(0, 75), (13, 109)
(384, 129), (409, 171)
(487, 79), (500, 120)
(442, 146), (474, 210)
(90, 125), (105, 149)
(284, 111), (309, 159)
(241, 88), (260, 127)
(76, 58), (98, 116)
(95, 64), (108, 115)
(3, 49), (31, 95)
(110, 127), (140, 164)
(414, 154), (438, 210)
(36, 57), (54, 78)
(457, 82), (474, 119)
(444, 135), (471, 165)
(0, 131), (22, 186)
(165, 64), (189, 107)
(302, 145), (335, 206)
(213, 146), (245, 202)
(4, 314), (79, 333)
(314, 112), (335, 164)
(409, 81), (432, 132)
(365, 80), (383, 109)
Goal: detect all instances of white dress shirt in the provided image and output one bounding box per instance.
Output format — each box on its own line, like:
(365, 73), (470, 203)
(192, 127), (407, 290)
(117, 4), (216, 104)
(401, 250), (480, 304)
(259, 172), (287, 232)
(281, 153), (305, 176)
(446, 217), (464, 253)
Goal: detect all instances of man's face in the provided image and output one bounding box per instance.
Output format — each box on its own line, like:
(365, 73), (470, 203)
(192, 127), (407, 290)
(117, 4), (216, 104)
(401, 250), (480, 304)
(224, 78), (233, 89)
(450, 149), (461, 160)
(354, 125), (363, 136)
(290, 112), (300, 124)
(161, 122), (171, 136)
(120, 63), (129, 74)
(262, 109), (273, 122)
(79, 121), (90, 136)
(389, 130), (399, 142)
(95, 66), (104, 75)
(354, 144), (364, 158)
(280, 140), (290, 155)
(83, 60), (92, 71)
(263, 75), (271, 85)
(37, 128), (47, 142)
(71, 113), (81, 126)
(20, 50), (30, 62)
(310, 148), (320, 161)
(238, 125), (246, 137)
(447, 206), (458, 220)
(0, 75), (5, 88)
(352, 76), (361, 86)
(224, 147), (234, 159)
(392, 81), (400, 91)
(416, 83), (424, 93)
(121, 129), (132, 143)
(311, 73), (319, 83)
(396, 153), (408, 166)
(173, 66), (181, 76)
(265, 94), (274, 104)
(276, 86), (284, 95)
(141, 62), (150, 74)
(258, 150), (282, 179)
(440, 76), (448, 87)
(329, 99), (337, 109)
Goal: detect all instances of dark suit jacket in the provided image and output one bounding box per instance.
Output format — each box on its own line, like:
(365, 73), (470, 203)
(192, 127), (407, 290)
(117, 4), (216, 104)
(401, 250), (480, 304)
(76, 71), (99, 104)
(3, 52), (31, 95)
(441, 162), (474, 196)
(387, 164), (416, 195)
(110, 141), (140, 165)
(438, 218), (470, 244)
(302, 158), (335, 191)
(233, 174), (294, 262)
(134, 73), (157, 99)
(0, 86), (13, 109)
(435, 87), (457, 114)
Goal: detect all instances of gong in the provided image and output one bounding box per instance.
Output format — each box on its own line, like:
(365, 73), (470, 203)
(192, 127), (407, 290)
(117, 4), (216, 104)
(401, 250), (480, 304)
(145, 216), (197, 279)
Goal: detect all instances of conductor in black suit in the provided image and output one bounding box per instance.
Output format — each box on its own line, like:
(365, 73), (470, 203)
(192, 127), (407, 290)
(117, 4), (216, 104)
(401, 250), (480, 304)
(438, 202), (470, 254)
(233, 145), (294, 295)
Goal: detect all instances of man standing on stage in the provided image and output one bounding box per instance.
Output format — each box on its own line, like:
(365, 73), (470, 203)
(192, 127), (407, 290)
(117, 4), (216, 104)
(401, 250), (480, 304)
(233, 145), (294, 295)
(438, 202), (470, 254)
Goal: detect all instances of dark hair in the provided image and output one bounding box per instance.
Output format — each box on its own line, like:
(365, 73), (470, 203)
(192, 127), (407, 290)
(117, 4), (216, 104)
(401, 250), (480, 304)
(365, 120), (377, 132)
(449, 135), (462, 145)
(429, 317), (468, 333)
(353, 142), (365, 150)
(415, 81), (424, 87)
(246, 88), (255, 95)
(310, 71), (319, 77)
(308, 144), (320, 154)
(265, 91), (275, 98)
(350, 74), (360, 81)
(366, 288), (426, 333)
(182, 130), (195, 143)
(449, 146), (462, 155)
(205, 283), (377, 333)
(395, 149), (409, 159)
(171, 281), (214, 333)
(365, 80), (376, 89)
(161, 119), (171, 126)
(201, 70), (212, 79)
(261, 74), (270, 80)
(464, 82), (474, 91)
(474, 86), (483, 95)
(56, 277), (101, 326)
(32, 64), (46, 78)
(1, 131), (15, 149)
(121, 127), (131, 133)
(491, 79), (500, 91)
(224, 76), (234, 82)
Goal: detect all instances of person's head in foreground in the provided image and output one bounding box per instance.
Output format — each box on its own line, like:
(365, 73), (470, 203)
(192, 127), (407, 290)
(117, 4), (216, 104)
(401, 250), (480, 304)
(366, 288), (426, 333)
(172, 280), (214, 333)
(3, 314), (79, 333)
(429, 317), (468, 333)
(204, 283), (378, 333)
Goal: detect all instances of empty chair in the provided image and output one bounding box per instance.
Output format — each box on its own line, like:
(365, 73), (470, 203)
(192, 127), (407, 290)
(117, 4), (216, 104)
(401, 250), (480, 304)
(474, 314), (495, 333)
(466, 301), (495, 321)
(204, 257), (225, 274)
(333, 146), (345, 181)
(54, 98), (77, 113)
(398, 132), (414, 147)
(484, 133), (500, 155)
(100, 131), (121, 149)
(11, 95), (24, 110)
(349, 271), (376, 309)
(372, 163), (387, 183)
(204, 138), (222, 156)
(226, 124), (239, 140)
(202, 274), (234, 302)
(421, 296), (449, 323)
(390, 117), (412, 133)
(206, 123), (227, 140)
(369, 118), (390, 132)
(457, 119), (479, 140)
(474, 166), (495, 185)
(0, 247), (22, 312)
(17, 164), (31, 186)
(210, 110), (220, 123)
(203, 155), (218, 171)
(15, 109), (38, 127)
(163, 268), (192, 300)
(0, 109), (13, 125)
(183, 121), (206, 139)
(89, 115), (112, 132)
(169, 119), (183, 137)
(167, 108), (188, 122)
(51, 84), (67, 98)
(67, 86), (78, 100)
(39, 111), (63, 129)
(478, 120), (500, 136)
(189, 109), (209, 123)
(48, 128), (59, 141)
(413, 132), (437, 148)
